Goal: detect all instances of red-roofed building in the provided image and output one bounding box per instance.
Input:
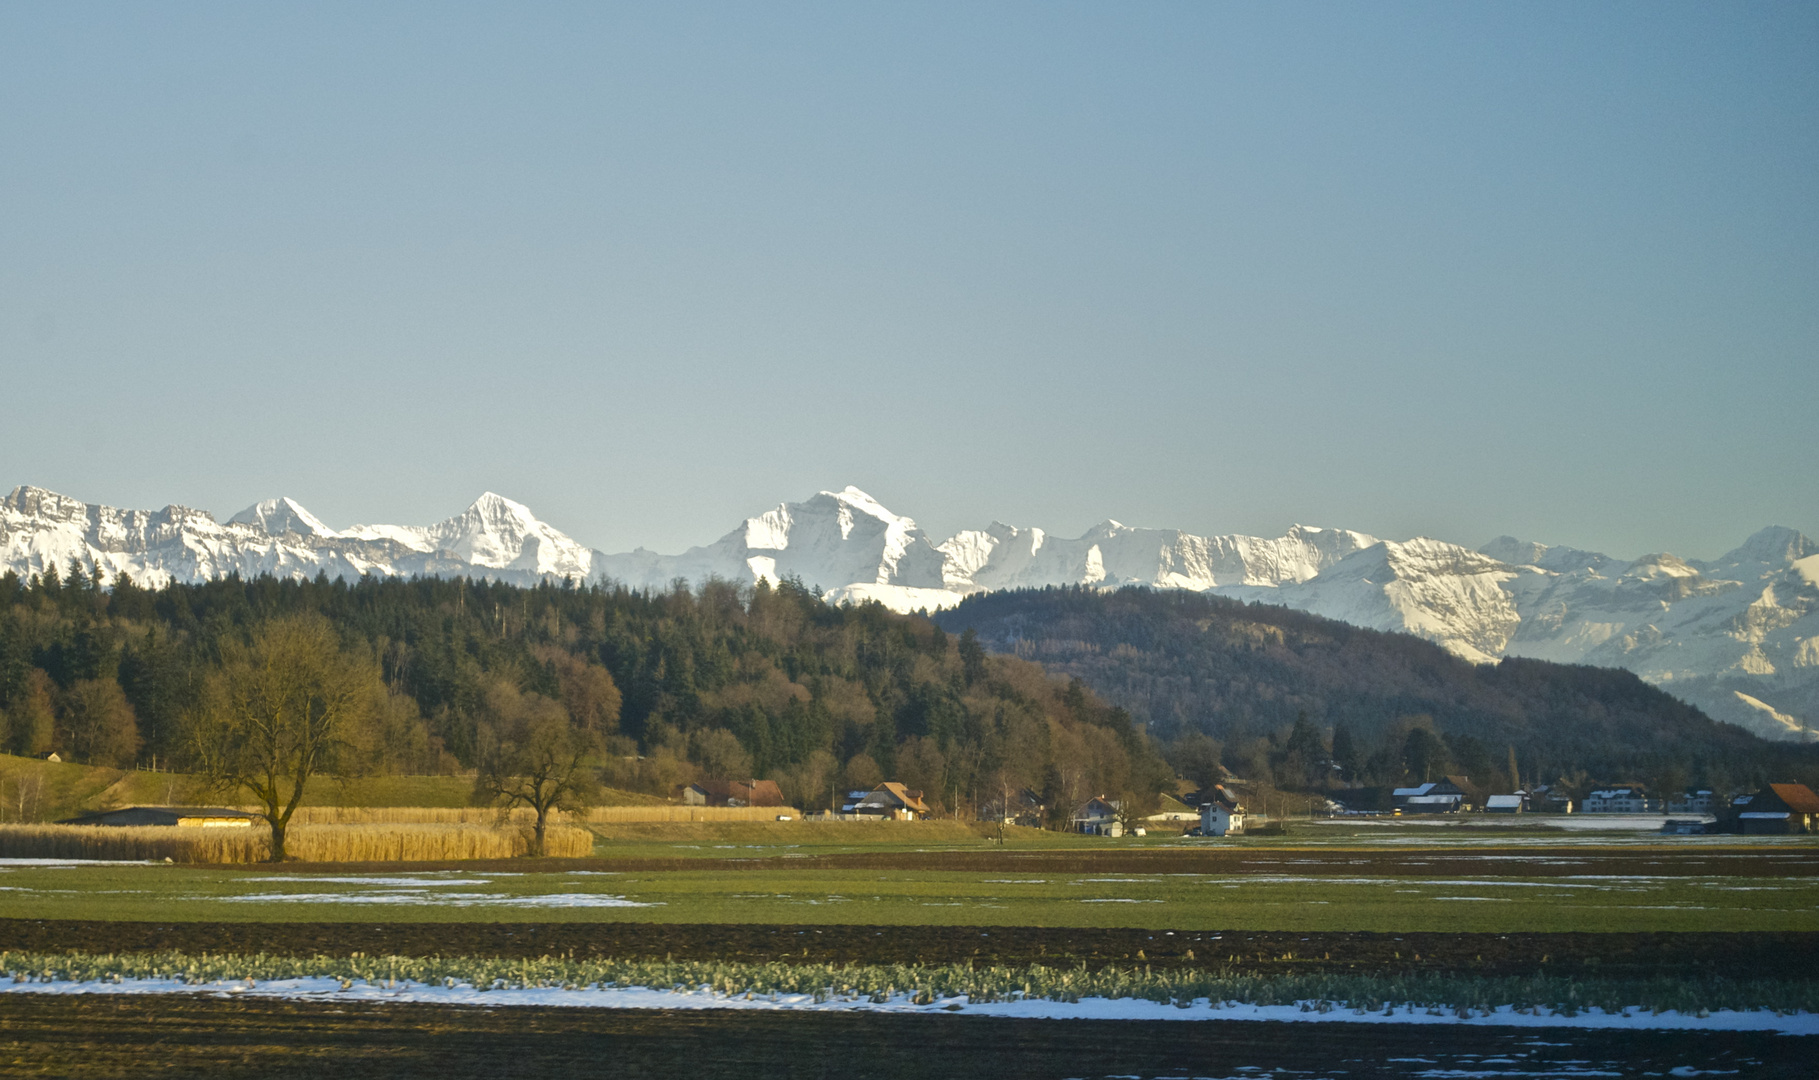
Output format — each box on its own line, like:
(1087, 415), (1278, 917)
(1734, 783), (1819, 834)
(843, 782), (931, 820)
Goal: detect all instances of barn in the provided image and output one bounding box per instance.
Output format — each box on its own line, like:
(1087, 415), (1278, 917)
(59, 807), (257, 828)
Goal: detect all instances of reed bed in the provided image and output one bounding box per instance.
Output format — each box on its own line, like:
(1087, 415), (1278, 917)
(1, 950), (1811, 1017)
(581, 805), (801, 823)
(0, 823), (592, 863)
(283, 823), (594, 861)
(0, 825), (261, 863)
(274, 805), (801, 825)
(278, 806), (536, 826)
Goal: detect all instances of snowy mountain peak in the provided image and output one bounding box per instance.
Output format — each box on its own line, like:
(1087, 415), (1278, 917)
(468, 490), (533, 520)
(5, 485), (94, 524)
(228, 497), (338, 539)
(414, 492), (593, 578)
(1717, 526), (1816, 570)
(1478, 535), (1614, 575)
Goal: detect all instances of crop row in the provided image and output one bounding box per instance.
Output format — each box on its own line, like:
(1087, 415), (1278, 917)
(1, 950), (1812, 1016)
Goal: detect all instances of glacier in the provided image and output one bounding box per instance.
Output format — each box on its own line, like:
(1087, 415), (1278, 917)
(3, 483), (1814, 741)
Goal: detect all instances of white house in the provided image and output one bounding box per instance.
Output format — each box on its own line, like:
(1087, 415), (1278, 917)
(1583, 787), (1655, 813)
(1072, 796), (1123, 836)
(1198, 785), (1246, 837)
(1666, 789), (1716, 814)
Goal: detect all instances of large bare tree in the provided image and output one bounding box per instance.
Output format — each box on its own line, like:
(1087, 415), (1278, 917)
(189, 615), (379, 861)
(473, 683), (601, 856)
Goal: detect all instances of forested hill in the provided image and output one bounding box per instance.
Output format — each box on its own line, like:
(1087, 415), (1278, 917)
(934, 587), (1818, 794)
(0, 569), (1166, 817)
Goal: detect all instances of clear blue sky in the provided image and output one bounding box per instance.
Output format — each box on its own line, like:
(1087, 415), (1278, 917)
(1, 2), (1813, 560)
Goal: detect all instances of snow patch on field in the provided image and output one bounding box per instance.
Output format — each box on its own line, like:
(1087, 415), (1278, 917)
(239, 876), (495, 887)
(220, 891), (658, 908)
(3, 978), (1814, 1035)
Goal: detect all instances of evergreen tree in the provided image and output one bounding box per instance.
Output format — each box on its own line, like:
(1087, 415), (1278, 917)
(1332, 722), (1359, 782)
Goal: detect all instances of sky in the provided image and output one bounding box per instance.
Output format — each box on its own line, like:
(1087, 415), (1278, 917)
(1, 2), (1813, 562)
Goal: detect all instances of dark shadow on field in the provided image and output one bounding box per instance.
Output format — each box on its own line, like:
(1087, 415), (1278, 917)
(0, 996), (1806, 1079)
(4, 919), (1815, 978)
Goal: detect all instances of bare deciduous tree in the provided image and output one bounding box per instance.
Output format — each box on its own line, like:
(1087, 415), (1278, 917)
(473, 683), (600, 856)
(188, 615), (379, 861)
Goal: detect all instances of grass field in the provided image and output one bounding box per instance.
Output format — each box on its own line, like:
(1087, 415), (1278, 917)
(0, 855), (1812, 932)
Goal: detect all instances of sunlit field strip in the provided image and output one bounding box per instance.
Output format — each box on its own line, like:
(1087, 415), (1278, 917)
(0, 863), (1813, 932)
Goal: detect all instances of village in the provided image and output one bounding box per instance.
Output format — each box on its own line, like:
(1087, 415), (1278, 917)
(634, 774), (1819, 839)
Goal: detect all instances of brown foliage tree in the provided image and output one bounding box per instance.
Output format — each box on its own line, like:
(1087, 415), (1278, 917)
(57, 677), (140, 767)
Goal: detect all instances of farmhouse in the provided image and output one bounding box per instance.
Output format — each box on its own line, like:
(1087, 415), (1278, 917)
(679, 779), (785, 808)
(59, 806), (256, 828)
(1583, 786), (1655, 813)
(1071, 796), (1122, 836)
(1198, 785), (1246, 837)
(978, 787), (1045, 827)
(1526, 785), (1573, 813)
(1734, 783), (1819, 835)
(1666, 789), (1717, 814)
(1393, 778), (1466, 814)
(1483, 794), (1523, 814)
(842, 782), (931, 820)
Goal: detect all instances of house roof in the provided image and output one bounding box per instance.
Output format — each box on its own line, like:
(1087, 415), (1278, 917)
(1767, 783), (1819, 814)
(848, 782), (930, 814)
(1201, 785), (1244, 811)
(1588, 787), (1645, 799)
(1393, 783), (1435, 797)
(1485, 795), (1523, 808)
(59, 806), (257, 826)
(690, 779), (785, 806)
(1073, 796), (1120, 816)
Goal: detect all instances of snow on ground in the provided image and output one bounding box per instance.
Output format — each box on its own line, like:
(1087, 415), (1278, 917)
(219, 890), (658, 908)
(3, 978), (1813, 1035)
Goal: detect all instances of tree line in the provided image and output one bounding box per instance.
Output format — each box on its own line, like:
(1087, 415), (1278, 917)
(0, 565), (1171, 841)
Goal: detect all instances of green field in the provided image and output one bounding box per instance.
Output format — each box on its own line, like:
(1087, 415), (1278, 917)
(2, 859), (1813, 932)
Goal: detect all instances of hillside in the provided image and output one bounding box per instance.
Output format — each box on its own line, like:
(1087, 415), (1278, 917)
(935, 587), (1818, 793)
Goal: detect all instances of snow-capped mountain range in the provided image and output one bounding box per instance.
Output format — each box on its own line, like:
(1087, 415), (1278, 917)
(5, 483), (1815, 742)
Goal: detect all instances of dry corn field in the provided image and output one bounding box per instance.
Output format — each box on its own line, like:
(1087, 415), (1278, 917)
(581, 805), (801, 823)
(265, 805), (798, 825)
(0, 822), (593, 863)
(277, 806), (537, 826)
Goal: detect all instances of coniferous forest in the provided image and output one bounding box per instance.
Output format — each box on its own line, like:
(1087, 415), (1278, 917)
(0, 567), (1168, 820)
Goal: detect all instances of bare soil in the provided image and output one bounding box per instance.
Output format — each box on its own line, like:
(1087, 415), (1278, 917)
(0, 994), (1805, 1079)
